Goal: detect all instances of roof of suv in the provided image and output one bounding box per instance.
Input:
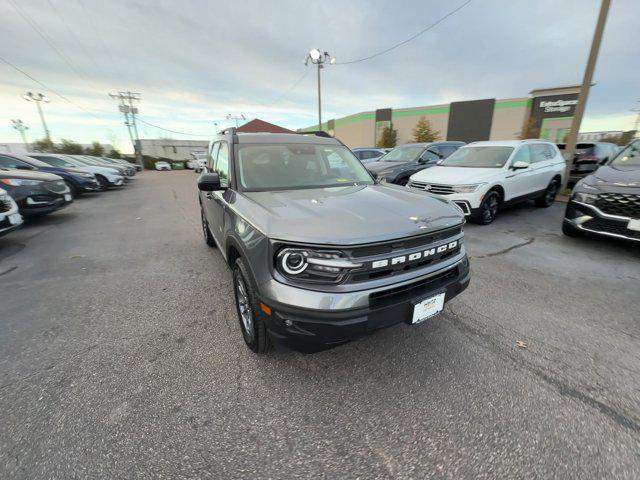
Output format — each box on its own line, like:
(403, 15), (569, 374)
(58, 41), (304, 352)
(224, 132), (342, 146)
(466, 140), (555, 147)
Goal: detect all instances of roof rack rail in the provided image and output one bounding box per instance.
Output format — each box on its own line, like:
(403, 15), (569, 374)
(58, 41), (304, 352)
(297, 130), (332, 138)
(220, 127), (237, 135)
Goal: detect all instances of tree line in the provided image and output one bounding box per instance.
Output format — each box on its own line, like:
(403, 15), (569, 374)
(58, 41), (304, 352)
(30, 138), (123, 158)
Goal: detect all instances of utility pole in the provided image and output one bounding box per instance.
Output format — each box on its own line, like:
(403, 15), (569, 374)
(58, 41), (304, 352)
(226, 114), (246, 128)
(561, 0), (611, 190)
(11, 119), (30, 151)
(632, 101), (640, 138)
(109, 91), (143, 168)
(23, 92), (51, 141)
(305, 49), (335, 131)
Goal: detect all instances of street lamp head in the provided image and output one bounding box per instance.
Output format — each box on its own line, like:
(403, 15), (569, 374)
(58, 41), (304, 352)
(329, 57), (336, 64)
(309, 48), (321, 61)
(41, 95), (50, 103)
(23, 92), (33, 101)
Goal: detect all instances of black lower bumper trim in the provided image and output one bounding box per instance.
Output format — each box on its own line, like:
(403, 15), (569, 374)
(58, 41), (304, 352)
(265, 260), (470, 350)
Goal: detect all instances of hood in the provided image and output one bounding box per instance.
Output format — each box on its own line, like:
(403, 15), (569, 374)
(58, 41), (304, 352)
(585, 164), (640, 187)
(79, 165), (120, 175)
(410, 166), (502, 184)
(239, 184), (463, 245)
(366, 161), (409, 174)
(0, 169), (62, 182)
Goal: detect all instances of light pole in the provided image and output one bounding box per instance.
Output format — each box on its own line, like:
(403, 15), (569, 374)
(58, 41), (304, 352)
(561, 0), (610, 190)
(23, 92), (51, 141)
(305, 49), (335, 132)
(226, 114), (246, 128)
(11, 119), (30, 151)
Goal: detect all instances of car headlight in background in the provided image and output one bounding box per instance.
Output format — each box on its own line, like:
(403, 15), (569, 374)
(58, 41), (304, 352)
(276, 247), (363, 283)
(572, 192), (598, 205)
(0, 178), (43, 186)
(451, 184), (484, 193)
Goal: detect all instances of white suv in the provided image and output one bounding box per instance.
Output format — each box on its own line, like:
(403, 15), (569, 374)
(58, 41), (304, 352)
(408, 140), (565, 224)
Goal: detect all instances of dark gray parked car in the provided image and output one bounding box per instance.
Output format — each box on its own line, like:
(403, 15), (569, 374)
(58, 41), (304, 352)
(563, 139), (640, 242)
(365, 141), (465, 186)
(197, 129), (470, 353)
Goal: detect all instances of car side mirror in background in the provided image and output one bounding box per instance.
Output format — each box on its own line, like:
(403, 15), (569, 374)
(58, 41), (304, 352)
(511, 161), (529, 170)
(436, 159), (444, 165)
(197, 172), (224, 191)
(15, 165), (33, 170)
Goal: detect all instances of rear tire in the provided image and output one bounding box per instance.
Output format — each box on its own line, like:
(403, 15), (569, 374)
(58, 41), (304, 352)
(233, 258), (271, 354)
(562, 221), (585, 238)
(535, 179), (559, 207)
(472, 190), (501, 225)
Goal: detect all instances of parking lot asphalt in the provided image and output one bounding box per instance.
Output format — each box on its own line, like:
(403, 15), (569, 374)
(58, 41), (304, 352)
(1, 170), (639, 479)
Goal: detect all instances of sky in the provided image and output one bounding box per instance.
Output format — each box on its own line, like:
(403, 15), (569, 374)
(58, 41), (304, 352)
(1, 0), (638, 153)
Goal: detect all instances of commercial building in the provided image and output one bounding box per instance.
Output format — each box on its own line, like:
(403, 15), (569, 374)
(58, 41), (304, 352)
(300, 85), (582, 148)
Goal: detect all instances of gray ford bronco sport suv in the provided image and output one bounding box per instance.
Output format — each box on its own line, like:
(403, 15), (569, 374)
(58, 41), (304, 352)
(197, 129), (470, 353)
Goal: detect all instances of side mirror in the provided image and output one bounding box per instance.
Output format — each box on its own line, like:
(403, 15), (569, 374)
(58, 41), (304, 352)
(600, 157), (609, 165)
(15, 165), (33, 170)
(198, 172), (224, 191)
(511, 161), (529, 170)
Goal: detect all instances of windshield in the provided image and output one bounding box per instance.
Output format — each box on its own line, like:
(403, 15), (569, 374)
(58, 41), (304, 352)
(610, 141), (640, 167)
(236, 144), (373, 191)
(440, 146), (514, 168)
(31, 155), (77, 168)
(379, 145), (425, 162)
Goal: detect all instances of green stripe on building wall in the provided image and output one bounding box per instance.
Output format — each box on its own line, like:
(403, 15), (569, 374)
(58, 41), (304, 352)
(494, 99), (529, 109)
(334, 113), (375, 127)
(392, 107), (450, 118)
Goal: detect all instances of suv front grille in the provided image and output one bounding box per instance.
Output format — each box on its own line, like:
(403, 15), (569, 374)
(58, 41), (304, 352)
(595, 193), (640, 219)
(0, 197), (12, 213)
(408, 181), (455, 195)
(44, 180), (68, 194)
(582, 217), (640, 240)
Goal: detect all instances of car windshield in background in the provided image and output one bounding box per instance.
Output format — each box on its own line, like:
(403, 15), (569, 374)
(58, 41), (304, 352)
(380, 146), (424, 162)
(34, 155), (75, 168)
(440, 146), (514, 168)
(236, 144), (373, 191)
(610, 142), (640, 167)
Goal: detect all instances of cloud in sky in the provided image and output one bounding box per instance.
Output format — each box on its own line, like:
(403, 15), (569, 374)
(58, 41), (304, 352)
(1, 0), (638, 152)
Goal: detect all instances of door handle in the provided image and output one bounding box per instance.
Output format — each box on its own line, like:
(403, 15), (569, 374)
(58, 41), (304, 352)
(205, 192), (214, 200)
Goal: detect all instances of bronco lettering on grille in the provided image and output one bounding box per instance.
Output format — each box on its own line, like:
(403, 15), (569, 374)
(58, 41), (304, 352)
(371, 240), (458, 269)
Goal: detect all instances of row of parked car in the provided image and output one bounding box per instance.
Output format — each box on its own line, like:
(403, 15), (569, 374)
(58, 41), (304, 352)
(354, 138), (639, 242)
(0, 152), (139, 238)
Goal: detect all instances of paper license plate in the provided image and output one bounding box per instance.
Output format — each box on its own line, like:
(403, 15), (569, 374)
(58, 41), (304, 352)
(412, 293), (446, 324)
(8, 213), (22, 225)
(64, 194), (72, 202)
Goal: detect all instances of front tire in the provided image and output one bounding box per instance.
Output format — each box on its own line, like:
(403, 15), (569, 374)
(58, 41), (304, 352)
(472, 190), (501, 225)
(95, 175), (109, 191)
(65, 181), (79, 198)
(233, 258), (271, 354)
(535, 179), (559, 207)
(200, 207), (216, 248)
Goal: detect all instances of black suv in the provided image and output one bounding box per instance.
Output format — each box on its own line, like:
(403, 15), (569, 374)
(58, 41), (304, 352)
(563, 139), (640, 242)
(557, 141), (619, 185)
(0, 169), (73, 216)
(365, 141), (465, 186)
(197, 129), (470, 353)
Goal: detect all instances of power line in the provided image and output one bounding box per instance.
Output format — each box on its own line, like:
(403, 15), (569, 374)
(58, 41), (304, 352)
(8, 0), (93, 84)
(136, 118), (213, 137)
(335, 0), (473, 65)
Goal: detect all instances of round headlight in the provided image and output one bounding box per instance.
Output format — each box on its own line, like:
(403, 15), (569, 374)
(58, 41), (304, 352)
(279, 249), (308, 275)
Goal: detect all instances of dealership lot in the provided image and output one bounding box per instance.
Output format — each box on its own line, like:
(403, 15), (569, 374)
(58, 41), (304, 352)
(1, 171), (639, 478)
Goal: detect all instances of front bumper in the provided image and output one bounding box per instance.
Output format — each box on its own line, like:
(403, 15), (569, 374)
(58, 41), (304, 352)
(78, 179), (101, 192)
(20, 194), (72, 216)
(0, 203), (23, 237)
(261, 256), (470, 349)
(107, 175), (125, 187)
(564, 200), (640, 242)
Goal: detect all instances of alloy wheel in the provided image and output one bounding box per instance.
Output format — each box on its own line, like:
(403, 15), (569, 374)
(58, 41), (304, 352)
(482, 194), (499, 223)
(235, 273), (254, 340)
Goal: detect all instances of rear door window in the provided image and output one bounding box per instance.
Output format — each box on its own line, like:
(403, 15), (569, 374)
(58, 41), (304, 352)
(511, 145), (532, 165)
